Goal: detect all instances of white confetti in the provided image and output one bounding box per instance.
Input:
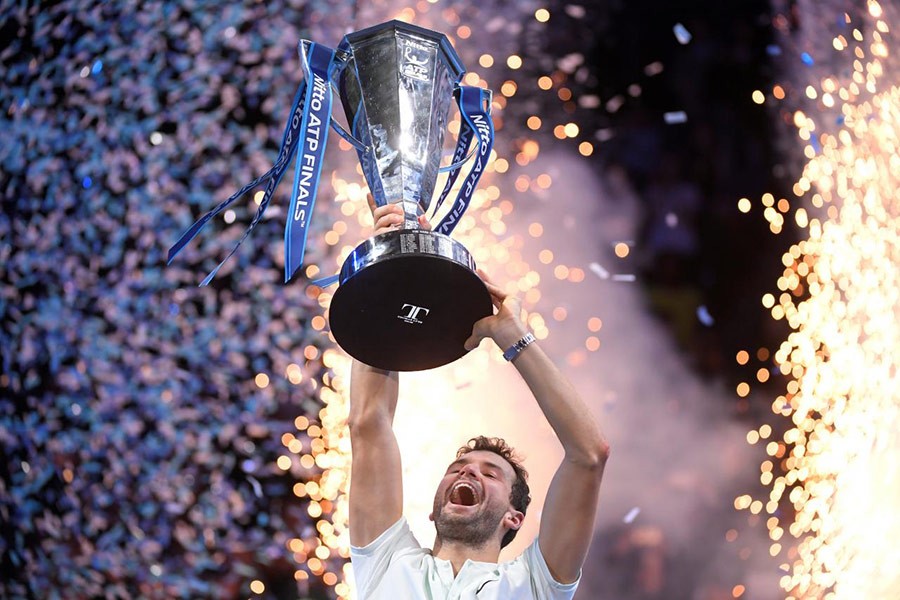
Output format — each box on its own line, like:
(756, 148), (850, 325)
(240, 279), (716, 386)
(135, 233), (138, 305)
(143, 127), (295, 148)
(578, 94), (601, 109)
(665, 212), (679, 227)
(589, 262), (610, 279)
(595, 128), (616, 142)
(605, 95), (625, 113)
(664, 111), (688, 124)
(247, 476), (263, 499)
(673, 23), (692, 44)
(564, 4), (586, 19)
(624, 507), (641, 523)
(644, 61), (665, 76)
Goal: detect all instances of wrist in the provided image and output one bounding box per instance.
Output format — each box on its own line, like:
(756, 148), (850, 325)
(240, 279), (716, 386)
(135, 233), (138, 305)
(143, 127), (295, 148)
(502, 331), (536, 362)
(489, 319), (529, 350)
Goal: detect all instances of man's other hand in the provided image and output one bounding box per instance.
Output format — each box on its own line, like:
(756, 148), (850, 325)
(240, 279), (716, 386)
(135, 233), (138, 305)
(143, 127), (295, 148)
(368, 197), (431, 235)
(464, 269), (529, 353)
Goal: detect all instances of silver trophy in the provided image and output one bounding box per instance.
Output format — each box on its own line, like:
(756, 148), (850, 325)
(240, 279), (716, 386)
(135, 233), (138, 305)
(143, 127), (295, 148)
(327, 21), (492, 371)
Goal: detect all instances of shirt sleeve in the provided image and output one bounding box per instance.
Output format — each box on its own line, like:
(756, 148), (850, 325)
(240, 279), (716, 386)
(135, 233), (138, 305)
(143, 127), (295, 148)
(349, 517), (421, 598)
(525, 538), (581, 599)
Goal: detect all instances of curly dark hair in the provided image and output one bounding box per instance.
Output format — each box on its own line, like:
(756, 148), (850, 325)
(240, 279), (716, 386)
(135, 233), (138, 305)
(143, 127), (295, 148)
(456, 436), (531, 549)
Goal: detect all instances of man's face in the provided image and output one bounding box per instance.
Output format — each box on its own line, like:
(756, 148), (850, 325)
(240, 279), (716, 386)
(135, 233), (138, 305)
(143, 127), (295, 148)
(430, 450), (521, 547)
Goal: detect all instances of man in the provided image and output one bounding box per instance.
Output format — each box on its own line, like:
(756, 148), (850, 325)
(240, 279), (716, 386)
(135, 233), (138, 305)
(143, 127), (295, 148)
(348, 204), (610, 599)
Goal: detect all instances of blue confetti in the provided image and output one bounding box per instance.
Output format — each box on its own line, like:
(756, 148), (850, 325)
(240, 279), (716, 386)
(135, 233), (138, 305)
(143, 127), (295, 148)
(801, 52), (814, 66)
(696, 305), (715, 326)
(0, 1), (357, 595)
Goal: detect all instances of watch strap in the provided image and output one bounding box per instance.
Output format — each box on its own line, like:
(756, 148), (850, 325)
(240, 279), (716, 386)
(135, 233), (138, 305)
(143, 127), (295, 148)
(503, 332), (536, 361)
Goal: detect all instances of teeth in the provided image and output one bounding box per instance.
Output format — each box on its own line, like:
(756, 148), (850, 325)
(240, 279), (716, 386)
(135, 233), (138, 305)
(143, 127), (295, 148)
(449, 482), (479, 506)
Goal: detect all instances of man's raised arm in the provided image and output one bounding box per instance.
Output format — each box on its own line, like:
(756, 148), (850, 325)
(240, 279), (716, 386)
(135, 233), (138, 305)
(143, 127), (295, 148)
(348, 360), (403, 547)
(347, 202), (418, 547)
(465, 272), (610, 584)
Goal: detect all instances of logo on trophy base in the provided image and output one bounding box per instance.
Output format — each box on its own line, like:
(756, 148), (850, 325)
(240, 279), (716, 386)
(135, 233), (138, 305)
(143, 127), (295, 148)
(399, 304), (430, 325)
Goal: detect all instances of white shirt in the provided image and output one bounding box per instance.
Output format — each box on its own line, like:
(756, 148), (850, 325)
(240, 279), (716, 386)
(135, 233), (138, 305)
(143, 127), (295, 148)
(350, 518), (580, 600)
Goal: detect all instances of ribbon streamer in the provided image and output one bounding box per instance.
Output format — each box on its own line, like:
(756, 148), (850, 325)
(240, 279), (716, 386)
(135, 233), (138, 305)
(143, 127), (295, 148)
(168, 42), (336, 286)
(435, 86), (494, 235)
(284, 43), (336, 282)
(429, 90), (476, 217)
(166, 82), (307, 270)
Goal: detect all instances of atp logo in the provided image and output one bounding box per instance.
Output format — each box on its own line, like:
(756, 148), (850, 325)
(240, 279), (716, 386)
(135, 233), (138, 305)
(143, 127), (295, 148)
(398, 304), (430, 325)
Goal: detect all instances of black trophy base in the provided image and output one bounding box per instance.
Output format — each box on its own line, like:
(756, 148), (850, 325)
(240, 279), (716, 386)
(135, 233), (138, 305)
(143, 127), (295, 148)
(329, 229), (492, 371)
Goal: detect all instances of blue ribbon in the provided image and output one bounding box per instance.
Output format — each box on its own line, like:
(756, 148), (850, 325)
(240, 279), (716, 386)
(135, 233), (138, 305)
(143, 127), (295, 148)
(311, 273), (340, 288)
(284, 43), (335, 282)
(167, 42), (336, 286)
(435, 86), (493, 235)
(430, 92), (475, 217)
(167, 84), (306, 270)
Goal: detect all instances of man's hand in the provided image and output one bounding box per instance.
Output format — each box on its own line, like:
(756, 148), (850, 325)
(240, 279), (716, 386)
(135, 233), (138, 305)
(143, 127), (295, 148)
(369, 199), (431, 235)
(464, 269), (528, 353)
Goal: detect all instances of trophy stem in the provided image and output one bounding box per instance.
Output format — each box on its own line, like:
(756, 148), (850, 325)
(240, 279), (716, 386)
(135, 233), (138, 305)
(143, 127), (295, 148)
(400, 200), (422, 229)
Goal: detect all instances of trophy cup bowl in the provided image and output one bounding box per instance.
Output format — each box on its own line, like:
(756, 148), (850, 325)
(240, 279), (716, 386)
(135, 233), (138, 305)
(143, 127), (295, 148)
(326, 21), (492, 371)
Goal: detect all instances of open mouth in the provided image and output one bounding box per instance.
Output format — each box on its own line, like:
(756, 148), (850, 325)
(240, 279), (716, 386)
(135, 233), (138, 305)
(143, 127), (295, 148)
(448, 481), (480, 507)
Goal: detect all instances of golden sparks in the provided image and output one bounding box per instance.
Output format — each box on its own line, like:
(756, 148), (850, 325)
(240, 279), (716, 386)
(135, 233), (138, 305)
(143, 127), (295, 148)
(740, 3), (900, 597)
